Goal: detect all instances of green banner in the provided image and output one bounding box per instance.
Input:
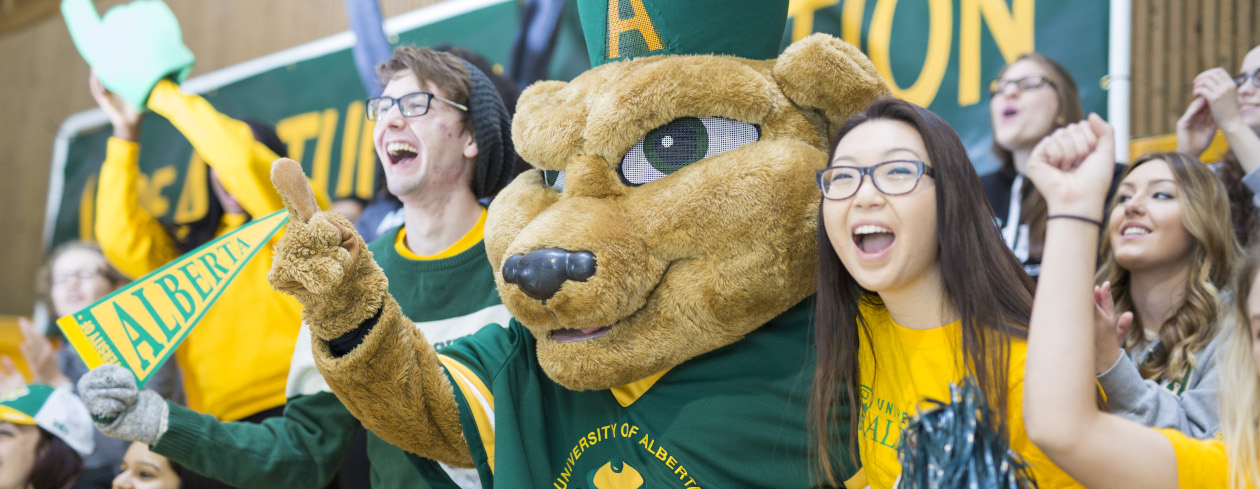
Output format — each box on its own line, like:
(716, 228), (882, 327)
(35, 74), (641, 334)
(47, 0), (1108, 252)
(784, 0), (1109, 173)
(56, 210), (288, 385)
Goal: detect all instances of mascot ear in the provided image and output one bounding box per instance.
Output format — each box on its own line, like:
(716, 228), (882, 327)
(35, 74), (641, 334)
(512, 80), (586, 169)
(773, 33), (890, 137)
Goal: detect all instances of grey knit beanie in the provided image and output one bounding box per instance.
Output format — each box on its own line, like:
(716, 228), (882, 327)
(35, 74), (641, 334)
(458, 58), (515, 198)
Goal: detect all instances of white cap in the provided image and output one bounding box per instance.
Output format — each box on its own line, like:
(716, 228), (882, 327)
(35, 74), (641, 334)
(0, 384), (95, 456)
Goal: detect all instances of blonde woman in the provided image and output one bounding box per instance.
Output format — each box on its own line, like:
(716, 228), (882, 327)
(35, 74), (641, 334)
(1092, 152), (1238, 438)
(1023, 115), (1260, 488)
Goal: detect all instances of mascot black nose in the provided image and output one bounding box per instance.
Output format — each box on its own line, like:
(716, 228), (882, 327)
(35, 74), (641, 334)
(501, 248), (597, 301)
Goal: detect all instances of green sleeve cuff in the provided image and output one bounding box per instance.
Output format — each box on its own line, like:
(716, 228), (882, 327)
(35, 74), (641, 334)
(151, 401), (208, 460)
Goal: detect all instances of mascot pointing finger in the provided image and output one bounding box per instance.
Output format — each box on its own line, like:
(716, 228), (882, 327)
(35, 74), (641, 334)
(271, 1), (889, 486)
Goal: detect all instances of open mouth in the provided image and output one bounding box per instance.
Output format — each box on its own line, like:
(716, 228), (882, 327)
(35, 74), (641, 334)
(853, 224), (896, 255)
(1120, 223), (1152, 237)
(1001, 106), (1018, 121)
(549, 325), (612, 343)
(851, 223), (902, 258)
(386, 142), (418, 165)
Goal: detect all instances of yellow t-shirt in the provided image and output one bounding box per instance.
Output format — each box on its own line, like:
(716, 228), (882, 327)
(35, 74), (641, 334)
(844, 303), (1082, 489)
(1158, 428), (1231, 488)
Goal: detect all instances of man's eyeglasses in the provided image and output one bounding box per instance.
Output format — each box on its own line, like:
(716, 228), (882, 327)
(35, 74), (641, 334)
(817, 160), (935, 200)
(1235, 68), (1260, 88)
(989, 75), (1057, 96)
(366, 92), (468, 121)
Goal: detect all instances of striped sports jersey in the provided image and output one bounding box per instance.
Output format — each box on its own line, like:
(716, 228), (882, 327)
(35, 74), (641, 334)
(437, 299), (855, 488)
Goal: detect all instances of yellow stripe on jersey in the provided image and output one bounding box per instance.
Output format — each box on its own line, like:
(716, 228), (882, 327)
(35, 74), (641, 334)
(437, 354), (497, 474)
(609, 368), (670, 407)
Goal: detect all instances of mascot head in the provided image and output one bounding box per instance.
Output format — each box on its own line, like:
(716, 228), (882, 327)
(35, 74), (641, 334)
(485, 0), (889, 390)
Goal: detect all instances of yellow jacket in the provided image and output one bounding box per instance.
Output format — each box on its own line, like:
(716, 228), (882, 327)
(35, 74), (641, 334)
(95, 79), (329, 421)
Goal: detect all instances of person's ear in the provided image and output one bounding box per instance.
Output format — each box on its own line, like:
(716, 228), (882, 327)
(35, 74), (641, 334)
(464, 132), (479, 159)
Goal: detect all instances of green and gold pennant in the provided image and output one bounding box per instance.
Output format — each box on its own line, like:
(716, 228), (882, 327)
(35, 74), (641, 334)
(57, 209), (288, 386)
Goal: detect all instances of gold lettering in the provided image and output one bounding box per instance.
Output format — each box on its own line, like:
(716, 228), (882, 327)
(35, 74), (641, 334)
(336, 101), (364, 198)
(79, 173), (96, 241)
(277, 111), (323, 166)
(841, 0), (868, 47)
(175, 153), (209, 223)
(788, 0), (840, 42)
(868, 0), (952, 106)
(311, 109), (339, 198)
(606, 0), (664, 60)
(356, 119), (376, 200)
(137, 166), (176, 217)
(959, 0), (1034, 105)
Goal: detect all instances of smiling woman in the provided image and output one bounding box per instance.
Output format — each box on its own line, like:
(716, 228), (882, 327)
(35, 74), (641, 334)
(810, 98), (1081, 488)
(1092, 151), (1238, 439)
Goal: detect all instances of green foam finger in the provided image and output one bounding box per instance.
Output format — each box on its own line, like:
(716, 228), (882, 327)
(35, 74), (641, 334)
(61, 0), (195, 111)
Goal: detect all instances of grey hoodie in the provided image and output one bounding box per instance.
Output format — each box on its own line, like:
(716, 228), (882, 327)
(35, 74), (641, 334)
(1097, 329), (1223, 439)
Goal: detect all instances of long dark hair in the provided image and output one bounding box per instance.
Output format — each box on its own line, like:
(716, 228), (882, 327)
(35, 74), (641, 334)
(30, 428), (83, 489)
(991, 53), (1083, 263)
(170, 119), (284, 253)
(811, 98), (1035, 484)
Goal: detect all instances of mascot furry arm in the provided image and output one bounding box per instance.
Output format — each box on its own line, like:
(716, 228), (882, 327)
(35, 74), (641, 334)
(266, 158), (472, 467)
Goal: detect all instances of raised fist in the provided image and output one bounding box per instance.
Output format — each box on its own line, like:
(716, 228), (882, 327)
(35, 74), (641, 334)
(1025, 114), (1117, 219)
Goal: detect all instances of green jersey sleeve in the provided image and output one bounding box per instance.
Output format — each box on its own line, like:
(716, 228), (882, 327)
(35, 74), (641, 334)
(152, 392), (358, 489)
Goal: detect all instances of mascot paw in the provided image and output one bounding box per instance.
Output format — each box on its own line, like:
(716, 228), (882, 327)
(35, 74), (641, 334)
(267, 158), (388, 340)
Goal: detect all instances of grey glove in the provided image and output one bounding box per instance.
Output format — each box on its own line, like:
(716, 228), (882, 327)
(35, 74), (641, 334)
(77, 364), (168, 445)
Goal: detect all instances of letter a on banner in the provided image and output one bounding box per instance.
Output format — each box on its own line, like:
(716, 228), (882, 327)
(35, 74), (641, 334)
(56, 209), (289, 386)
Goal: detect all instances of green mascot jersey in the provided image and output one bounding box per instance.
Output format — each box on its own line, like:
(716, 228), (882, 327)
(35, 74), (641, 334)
(436, 298), (854, 488)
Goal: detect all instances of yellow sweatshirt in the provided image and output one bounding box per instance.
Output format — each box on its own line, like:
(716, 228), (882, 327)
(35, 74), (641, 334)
(95, 80), (328, 421)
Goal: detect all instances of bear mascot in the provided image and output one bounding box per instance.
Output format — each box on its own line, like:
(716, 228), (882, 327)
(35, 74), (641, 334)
(268, 1), (889, 487)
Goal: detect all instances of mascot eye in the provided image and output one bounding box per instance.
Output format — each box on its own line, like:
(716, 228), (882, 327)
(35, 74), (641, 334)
(542, 170), (565, 191)
(620, 117), (760, 186)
